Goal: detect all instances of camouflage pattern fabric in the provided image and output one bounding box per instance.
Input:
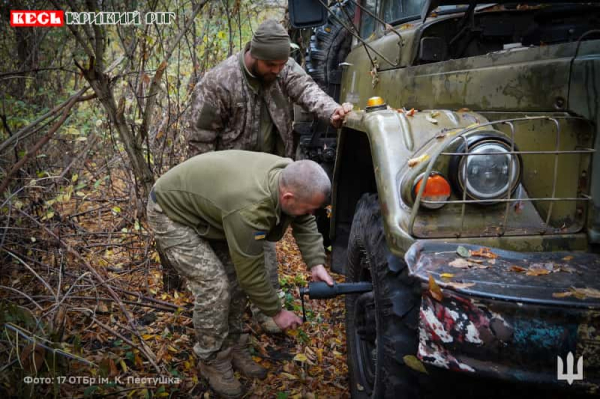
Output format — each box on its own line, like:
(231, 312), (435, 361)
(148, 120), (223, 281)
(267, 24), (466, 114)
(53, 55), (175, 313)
(147, 196), (257, 360)
(183, 44), (340, 158)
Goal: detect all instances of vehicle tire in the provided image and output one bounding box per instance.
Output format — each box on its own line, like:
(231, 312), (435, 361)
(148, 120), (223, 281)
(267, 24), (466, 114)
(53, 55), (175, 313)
(305, 2), (354, 95)
(345, 193), (423, 398)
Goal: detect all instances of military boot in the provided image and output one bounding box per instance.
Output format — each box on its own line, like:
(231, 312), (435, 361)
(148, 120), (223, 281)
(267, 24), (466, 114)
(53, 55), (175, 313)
(231, 334), (268, 380)
(199, 348), (242, 398)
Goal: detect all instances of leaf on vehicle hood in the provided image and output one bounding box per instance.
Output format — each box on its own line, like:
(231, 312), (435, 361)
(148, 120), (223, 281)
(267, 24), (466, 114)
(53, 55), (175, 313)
(562, 255), (574, 261)
(406, 108), (416, 116)
(552, 287), (600, 300)
(428, 274), (443, 301)
(408, 154), (429, 167)
(443, 281), (476, 290)
(526, 268), (551, 276)
(509, 265), (527, 273)
(471, 247), (498, 259)
(450, 257), (489, 269)
(457, 108), (471, 112)
(403, 355), (428, 374)
(456, 246), (471, 258)
(556, 265), (578, 274)
(426, 115), (438, 124)
(449, 258), (470, 269)
(440, 273), (455, 278)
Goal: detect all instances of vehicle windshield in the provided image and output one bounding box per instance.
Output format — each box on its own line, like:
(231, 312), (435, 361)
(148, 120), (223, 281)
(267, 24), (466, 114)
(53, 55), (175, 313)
(360, 0), (468, 38)
(382, 0), (426, 21)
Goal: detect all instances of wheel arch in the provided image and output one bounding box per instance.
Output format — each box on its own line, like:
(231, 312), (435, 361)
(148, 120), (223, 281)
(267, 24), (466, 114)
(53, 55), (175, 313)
(330, 127), (377, 274)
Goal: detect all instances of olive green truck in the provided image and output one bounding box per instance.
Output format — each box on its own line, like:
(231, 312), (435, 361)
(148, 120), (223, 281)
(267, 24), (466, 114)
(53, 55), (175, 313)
(289, 1), (600, 397)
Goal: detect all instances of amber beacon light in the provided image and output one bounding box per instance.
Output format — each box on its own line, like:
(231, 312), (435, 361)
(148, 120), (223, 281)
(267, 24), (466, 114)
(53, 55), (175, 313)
(366, 96), (387, 112)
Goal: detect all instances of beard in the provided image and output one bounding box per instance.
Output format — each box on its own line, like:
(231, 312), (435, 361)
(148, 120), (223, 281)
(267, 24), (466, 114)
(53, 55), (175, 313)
(251, 62), (277, 84)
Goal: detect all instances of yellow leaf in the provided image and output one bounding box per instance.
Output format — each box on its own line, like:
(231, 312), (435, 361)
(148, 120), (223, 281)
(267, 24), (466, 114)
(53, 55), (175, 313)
(562, 255), (574, 261)
(408, 154), (429, 167)
(428, 274), (443, 301)
(553, 292), (572, 298)
(281, 372), (298, 380)
(525, 269), (551, 276)
(119, 359), (128, 372)
(142, 334), (155, 340)
(403, 355), (428, 374)
(440, 273), (454, 278)
(293, 353), (308, 362)
(444, 281), (476, 290)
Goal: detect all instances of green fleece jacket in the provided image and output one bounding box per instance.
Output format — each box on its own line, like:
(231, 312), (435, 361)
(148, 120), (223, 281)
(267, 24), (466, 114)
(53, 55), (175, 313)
(154, 150), (326, 316)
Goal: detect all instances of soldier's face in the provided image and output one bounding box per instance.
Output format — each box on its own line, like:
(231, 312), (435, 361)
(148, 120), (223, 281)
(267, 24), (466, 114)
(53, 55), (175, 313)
(253, 59), (287, 83)
(282, 193), (325, 217)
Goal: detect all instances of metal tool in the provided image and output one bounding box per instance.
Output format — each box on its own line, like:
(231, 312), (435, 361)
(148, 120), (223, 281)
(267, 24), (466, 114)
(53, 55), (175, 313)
(299, 282), (373, 322)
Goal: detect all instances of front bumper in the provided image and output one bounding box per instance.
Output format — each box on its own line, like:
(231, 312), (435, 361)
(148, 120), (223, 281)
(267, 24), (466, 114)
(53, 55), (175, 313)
(405, 242), (600, 394)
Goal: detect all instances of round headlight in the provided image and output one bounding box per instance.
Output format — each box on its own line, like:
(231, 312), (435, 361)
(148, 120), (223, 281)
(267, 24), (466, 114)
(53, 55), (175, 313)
(456, 139), (521, 201)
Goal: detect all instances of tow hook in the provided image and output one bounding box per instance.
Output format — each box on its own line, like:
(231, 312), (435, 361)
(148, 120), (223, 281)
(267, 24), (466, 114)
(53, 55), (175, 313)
(299, 282), (373, 322)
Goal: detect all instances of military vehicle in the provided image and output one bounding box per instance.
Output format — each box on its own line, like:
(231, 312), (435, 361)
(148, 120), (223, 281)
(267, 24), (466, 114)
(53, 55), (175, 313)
(289, 0), (600, 397)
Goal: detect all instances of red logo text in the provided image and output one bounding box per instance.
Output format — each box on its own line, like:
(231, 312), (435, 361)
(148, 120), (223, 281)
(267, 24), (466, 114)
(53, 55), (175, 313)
(10, 10), (64, 27)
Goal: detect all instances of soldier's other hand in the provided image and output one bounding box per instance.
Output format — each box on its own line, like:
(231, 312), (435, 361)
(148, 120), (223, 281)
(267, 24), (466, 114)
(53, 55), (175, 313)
(273, 309), (303, 330)
(330, 103), (353, 128)
(311, 264), (334, 286)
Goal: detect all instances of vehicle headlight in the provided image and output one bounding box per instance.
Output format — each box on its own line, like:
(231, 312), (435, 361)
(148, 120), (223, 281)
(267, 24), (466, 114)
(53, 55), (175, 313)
(412, 172), (452, 209)
(454, 138), (522, 202)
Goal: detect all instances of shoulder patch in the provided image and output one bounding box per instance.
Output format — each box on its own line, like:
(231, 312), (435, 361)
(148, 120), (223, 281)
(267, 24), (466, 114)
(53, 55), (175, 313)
(254, 231), (266, 240)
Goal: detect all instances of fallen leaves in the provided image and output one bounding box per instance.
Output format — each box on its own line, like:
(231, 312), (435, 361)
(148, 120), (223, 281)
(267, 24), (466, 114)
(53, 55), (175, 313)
(426, 111), (439, 124)
(456, 246), (471, 258)
(408, 154), (429, 167)
(443, 281), (476, 290)
(508, 261), (578, 276)
(471, 248), (498, 259)
(553, 287), (600, 300)
(428, 274), (443, 301)
(403, 355), (428, 374)
(449, 258), (490, 269)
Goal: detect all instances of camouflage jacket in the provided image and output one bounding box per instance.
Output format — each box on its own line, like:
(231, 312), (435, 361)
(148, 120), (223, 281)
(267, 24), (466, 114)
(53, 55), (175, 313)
(184, 44), (340, 158)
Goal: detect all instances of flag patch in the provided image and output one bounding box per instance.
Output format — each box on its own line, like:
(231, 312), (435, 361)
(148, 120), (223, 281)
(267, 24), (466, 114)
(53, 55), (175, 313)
(254, 231), (266, 240)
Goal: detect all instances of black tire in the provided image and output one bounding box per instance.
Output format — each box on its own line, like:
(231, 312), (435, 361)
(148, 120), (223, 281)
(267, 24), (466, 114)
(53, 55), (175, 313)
(305, 2), (354, 96)
(345, 193), (423, 398)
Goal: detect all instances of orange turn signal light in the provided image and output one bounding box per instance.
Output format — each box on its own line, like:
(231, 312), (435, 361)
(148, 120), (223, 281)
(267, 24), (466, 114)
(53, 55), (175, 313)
(367, 96), (385, 107)
(414, 173), (451, 209)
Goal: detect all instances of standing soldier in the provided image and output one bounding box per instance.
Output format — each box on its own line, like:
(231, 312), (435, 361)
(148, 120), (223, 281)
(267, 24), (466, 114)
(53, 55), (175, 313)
(183, 19), (348, 333)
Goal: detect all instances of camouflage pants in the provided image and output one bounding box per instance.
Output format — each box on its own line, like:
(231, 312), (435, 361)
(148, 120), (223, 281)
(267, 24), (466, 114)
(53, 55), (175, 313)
(147, 195), (278, 360)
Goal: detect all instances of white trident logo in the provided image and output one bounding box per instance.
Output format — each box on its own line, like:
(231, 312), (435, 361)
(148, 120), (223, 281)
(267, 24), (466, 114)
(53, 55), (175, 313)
(557, 352), (584, 385)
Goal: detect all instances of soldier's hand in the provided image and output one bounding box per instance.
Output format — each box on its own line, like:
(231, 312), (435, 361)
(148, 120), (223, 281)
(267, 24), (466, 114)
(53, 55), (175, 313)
(330, 103), (353, 128)
(273, 309), (303, 330)
(311, 264), (334, 286)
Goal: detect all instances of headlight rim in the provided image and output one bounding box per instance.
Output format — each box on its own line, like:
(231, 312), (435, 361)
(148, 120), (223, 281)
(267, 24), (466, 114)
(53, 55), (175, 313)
(448, 133), (523, 205)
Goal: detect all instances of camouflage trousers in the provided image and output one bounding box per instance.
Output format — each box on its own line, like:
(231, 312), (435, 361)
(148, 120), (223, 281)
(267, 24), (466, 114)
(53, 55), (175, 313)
(146, 195), (278, 360)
